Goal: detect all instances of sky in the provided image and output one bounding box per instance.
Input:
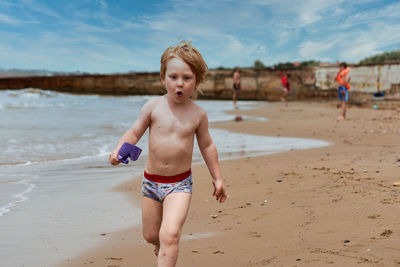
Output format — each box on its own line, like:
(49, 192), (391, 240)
(1, 0), (400, 73)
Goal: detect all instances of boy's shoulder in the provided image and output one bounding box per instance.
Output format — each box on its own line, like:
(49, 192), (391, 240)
(192, 102), (208, 121)
(144, 96), (164, 107)
(139, 96), (165, 115)
(189, 99), (205, 111)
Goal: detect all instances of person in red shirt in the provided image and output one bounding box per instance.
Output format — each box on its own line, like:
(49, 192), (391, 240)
(335, 62), (351, 121)
(280, 73), (291, 106)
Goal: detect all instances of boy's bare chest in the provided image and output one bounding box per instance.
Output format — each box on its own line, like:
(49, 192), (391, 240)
(151, 109), (199, 134)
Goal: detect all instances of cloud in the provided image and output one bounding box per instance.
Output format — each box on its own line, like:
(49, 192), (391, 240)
(298, 8), (323, 27)
(298, 39), (337, 59)
(122, 21), (145, 30)
(342, 2), (400, 28)
(2, 0), (400, 72)
(297, 17), (400, 63)
(96, 0), (107, 9)
(0, 27), (148, 73)
(339, 22), (400, 61)
(20, 0), (62, 19)
(0, 13), (24, 25)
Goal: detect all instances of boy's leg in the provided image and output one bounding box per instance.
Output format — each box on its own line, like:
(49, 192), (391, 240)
(142, 196), (163, 254)
(281, 88), (288, 105)
(336, 87), (347, 121)
(157, 192), (191, 267)
(341, 101), (346, 119)
(336, 101), (346, 121)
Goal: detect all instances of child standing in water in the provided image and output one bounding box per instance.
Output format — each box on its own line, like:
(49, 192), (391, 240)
(109, 41), (227, 267)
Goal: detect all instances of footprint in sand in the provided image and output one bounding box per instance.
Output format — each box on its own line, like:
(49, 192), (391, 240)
(367, 214), (381, 219)
(252, 212), (268, 221)
(249, 231), (262, 238)
(380, 229), (393, 237)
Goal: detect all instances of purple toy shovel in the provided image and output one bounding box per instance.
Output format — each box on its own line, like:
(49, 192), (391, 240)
(117, 142), (142, 164)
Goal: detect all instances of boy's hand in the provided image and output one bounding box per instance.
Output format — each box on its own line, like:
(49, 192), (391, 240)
(109, 151), (121, 165)
(213, 179), (227, 203)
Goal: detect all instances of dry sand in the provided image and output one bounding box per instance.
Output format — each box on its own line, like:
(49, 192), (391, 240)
(59, 100), (400, 267)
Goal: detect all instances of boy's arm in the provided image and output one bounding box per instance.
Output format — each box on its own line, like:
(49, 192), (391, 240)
(109, 100), (153, 165)
(196, 111), (227, 203)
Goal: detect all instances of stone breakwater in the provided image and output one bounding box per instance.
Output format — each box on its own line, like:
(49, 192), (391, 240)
(1, 64), (400, 100)
(0, 73), (164, 95)
(0, 70), (333, 100)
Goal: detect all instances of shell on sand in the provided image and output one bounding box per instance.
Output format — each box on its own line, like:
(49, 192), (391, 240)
(393, 181), (400, 186)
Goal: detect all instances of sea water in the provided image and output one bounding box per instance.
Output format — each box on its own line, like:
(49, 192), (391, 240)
(0, 89), (330, 266)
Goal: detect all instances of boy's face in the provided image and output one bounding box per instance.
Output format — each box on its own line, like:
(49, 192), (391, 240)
(163, 57), (197, 102)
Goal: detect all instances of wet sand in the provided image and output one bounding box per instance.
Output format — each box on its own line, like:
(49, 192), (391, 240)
(58, 100), (400, 267)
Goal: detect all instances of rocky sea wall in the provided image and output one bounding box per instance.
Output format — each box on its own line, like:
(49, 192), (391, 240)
(1, 64), (399, 100)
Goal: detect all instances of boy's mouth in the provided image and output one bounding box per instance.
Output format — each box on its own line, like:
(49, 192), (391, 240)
(176, 91), (183, 96)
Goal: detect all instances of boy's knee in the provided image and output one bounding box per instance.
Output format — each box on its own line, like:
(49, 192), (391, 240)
(159, 228), (180, 246)
(143, 231), (159, 245)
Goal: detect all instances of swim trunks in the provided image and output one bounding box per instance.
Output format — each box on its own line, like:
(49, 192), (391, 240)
(141, 169), (193, 202)
(338, 86), (349, 101)
(233, 83), (241, 91)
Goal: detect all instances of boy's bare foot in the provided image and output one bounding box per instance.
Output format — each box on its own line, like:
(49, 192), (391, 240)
(336, 115), (345, 122)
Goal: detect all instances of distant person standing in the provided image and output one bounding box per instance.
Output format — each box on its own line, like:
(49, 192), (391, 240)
(335, 62), (351, 121)
(232, 67), (241, 108)
(280, 73), (291, 106)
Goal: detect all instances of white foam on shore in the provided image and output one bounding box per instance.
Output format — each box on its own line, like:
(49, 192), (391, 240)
(0, 179), (36, 217)
(182, 232), (216, 240)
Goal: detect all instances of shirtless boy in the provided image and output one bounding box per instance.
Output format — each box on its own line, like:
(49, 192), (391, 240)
(109, 41), (227, 267)
(232, 67), (241, 108)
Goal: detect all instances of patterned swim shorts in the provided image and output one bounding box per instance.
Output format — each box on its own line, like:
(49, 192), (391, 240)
(141, 170), (193, 203)
(338, 86), (349, 101)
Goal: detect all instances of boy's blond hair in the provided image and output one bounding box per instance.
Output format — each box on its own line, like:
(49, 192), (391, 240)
(160, 41), (208, 99)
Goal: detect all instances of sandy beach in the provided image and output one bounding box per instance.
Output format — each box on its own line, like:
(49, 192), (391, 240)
(58, 100), (400, 267)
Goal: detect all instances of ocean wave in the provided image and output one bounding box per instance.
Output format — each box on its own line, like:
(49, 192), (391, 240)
(0, 161), (32, 167)
(0, 88), (67, 110)
(4, 103), (64, 109)
(8, 88), (58, 98)
(0, 179), (36, 217)
(0, 152), (110, 168)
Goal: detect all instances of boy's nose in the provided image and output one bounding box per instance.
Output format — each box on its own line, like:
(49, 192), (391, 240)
(177, 78), (183, 86)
